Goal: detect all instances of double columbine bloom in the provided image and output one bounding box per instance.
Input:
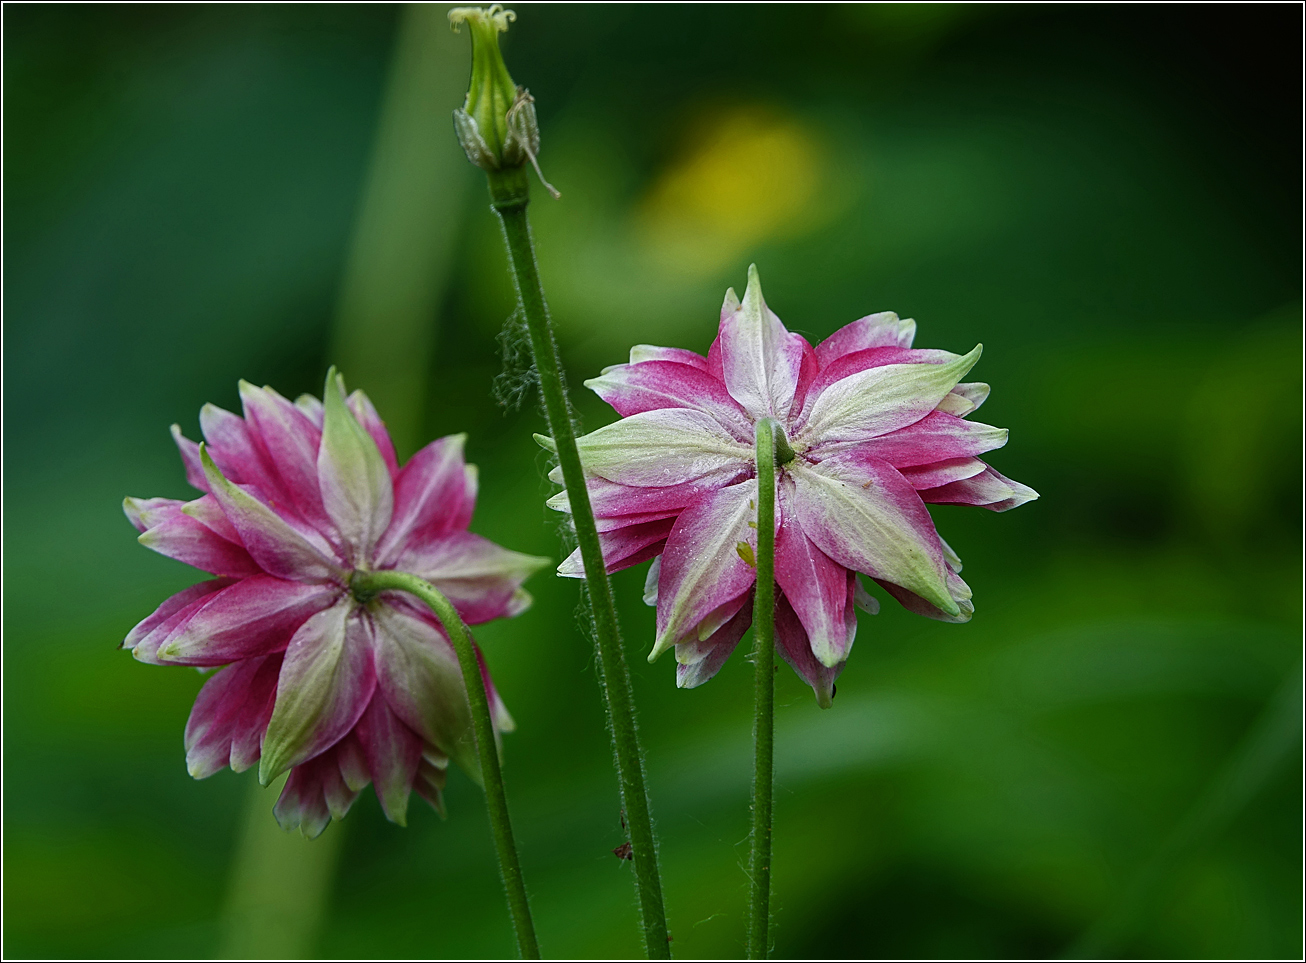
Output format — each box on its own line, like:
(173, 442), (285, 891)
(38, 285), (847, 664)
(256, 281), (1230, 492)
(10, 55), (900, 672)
(123, 371), (547, 836)
(551, 267), (1037, 706)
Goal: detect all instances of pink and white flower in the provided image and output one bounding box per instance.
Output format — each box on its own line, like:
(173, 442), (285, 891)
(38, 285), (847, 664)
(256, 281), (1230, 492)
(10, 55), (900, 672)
(124, 371), (548, 836)
(549, 267), (1036, 707)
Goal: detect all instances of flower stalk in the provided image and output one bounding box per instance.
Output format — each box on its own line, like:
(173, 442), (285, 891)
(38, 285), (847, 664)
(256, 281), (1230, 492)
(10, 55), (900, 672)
(747, 419), (779, 960)
(352, 569), (540, 960)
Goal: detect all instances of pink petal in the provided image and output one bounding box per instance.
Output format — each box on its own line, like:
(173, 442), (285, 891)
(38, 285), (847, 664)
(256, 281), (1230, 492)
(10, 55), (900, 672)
(180, 494), (242, 544)
(374, 435), (475, 566)
(897, 457), (988, 491)
(202, 445), (344, 582)
(795, 346), (961, 425)
(294, 393), (325, 427)
(557, 517), (676, 579)
(775, 477), (854, 667)
(336, 731), (371, 792)
(413, 756), (449, 816)
(775, 592), (844, 708)
(628, 344), (710, 370)
(674, 589), (753, 689)
(391, 531), (548, 624)
(184, 653), (281, 778)
(354, 692), (423, 826)
(573, 408), (750, 487)
(814, 312), (916, 368)
(154, 574), (340, 666)
(546, 467), (746, 519)
(171, 425), (209, 492)
(259, 601), (377, 782)
(936, 382), (990, 417)
(239, 381), (330, 533)
(585, 360), (754, 440)
(369, 602), (477, 777)
(274, 747), (360, 838)
(199, 403), (287, 504)
(817, 410), (1008, 468)
(718, 266), (809, 422)
(347, 389), (399, 478)
(653, 479), (760, 659)
(788, 453), (957, 616)
(123, 496), (185, 533)
(137, 505), (263, 578)
(918, 464), (1039, 512)
(875, 566), (974, 624)
(123, 579), (233, 654)
(317, 371), (394, 565)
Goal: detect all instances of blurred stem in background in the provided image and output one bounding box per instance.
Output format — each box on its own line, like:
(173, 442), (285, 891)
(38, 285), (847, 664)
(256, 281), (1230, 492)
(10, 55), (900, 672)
(746, 420), (780, 960)
(451, 7), (672, 956)
(1066, 667), (1304, 960)
(219, 5), (472, 957)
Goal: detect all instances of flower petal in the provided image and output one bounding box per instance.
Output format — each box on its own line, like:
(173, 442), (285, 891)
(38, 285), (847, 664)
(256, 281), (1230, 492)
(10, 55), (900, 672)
(294, 394), (325, 427)
(375, 434), (475, 565)
(775, 477), (854, 666)
(817, 410), (1007, 468)
(156, 574), (340, 666)
(788, 453), (957, 615)
(123, 579), (234, 652)
(674, 590), (753, 689)
(796, 346), (961, 424)
(369, 602), (478, 779)
(354, 692), (423, 826)
(574, 408), (750, 487)
(557, 517), (675, 579)
(797, 345), (982, 446)
(875, 566), (974, 623)
(347, 389), (399, 478)
(239, 381), (330, 533)
(936, 382), (990, 417)
(546, 468), (745, 518)
(586, 360), (754, 439)
(171, 425), (210, 492)
(136, 501), (263, 578)
(814, 312), (916, 368)
(123, 496), (185, 533)
(318, 369), (394, 565)
(199, 403), (286, 502)
(202, 445), (344, 581)
(918, 464), (1039, 512)
(629, 344), (710, 370)
(259, 601), (377, 783)
(184, 653), (281, 778)
(775, 592), (844, 708)
(273, 748), (359, 838)
(652, 479), (760, 660)
(392, 531), (549, 624)
(718, 266), (809, 422)
(413, 756), (449, 817)
(897, 457), (988, 491)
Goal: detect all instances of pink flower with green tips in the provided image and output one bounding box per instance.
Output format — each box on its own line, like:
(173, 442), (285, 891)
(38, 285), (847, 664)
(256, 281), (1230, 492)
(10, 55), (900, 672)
(548, 267), (1037, 707)
(123, 370), (548, 836)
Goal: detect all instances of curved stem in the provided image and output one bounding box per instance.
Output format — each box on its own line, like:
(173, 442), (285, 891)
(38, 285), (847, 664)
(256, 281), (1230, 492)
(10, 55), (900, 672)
(352, 569), (540, 960)
(486, 171), (671, 958)
(747, 419), (778, 960)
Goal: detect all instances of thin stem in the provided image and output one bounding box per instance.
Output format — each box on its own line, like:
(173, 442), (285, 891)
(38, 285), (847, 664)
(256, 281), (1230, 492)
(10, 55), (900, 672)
(747, 419), (778, 960)
(486, 170), (671, 958)
(352, 569), (540, 960)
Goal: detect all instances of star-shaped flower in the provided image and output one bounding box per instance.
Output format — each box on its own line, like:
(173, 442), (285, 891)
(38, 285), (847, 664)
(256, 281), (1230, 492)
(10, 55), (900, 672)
(124, 371), (548, 835)
(549, 268), (1036, 706)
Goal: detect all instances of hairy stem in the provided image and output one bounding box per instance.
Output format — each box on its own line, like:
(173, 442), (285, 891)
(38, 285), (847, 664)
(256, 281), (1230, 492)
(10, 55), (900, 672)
(352, 569), (540, 960)
(747, 419), (778, 960)
(486, 169), (671, 958)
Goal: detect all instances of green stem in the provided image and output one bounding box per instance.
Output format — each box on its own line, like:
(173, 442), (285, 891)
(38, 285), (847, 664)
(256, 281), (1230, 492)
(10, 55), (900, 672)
(352, 569), (540, 960)
(747, 419), (778, 960)
(486, 169), (671, 958)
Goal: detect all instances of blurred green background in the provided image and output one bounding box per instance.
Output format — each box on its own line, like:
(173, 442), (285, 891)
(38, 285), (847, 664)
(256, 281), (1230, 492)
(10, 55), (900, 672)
(4, 4), (1301, 959)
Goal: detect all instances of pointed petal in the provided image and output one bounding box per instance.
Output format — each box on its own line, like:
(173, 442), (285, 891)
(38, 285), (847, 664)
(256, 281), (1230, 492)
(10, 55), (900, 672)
(172, 425), (210, 492)
(180, 494), (242, 544)
(199, 402), (286, 500)
(354, 693), (423, 826)
(239, 381), (330, 532)
(629, 344), (710, 370)
(789, 453), (957, 615)
(642, 556), (661, 606)
(347, 389), (399, 478)
(936, 382), (990, 416)
(815, 312), (916, 367)
(124, 579), (233, 651)
(897, 457), (988, 491)
(918, 464), (1039, 512)
(392, 532), (549, 624)
(336, 732), (371, 792)
(413, 757), (449, 816)
(156, 575), (339, 666)
(557, 517), (675, 579)
(123, 496), (185, 533)
(817, 410), (1008, 468)
(375, 435), (474, 565)
(876, 566), (974, 623)
(674, 590), (753, 688)
(274, 750), (358, 838)
(369, 602), (478, 780)
(259, 601), (377, 783)
(185, 653), (281, 778)
(775, 477), (854, 667)
(546, 468), (745, 518)
(294, 393), (325, 427)
(797, 345), (982, 445)
(318, 370), (394, 565)
(652, 479), (760, 659)
(718, 266), (808, 421)
(775, 593), (844, 708)
(201, 445), (343, 582)
(796, 346), (961, 423)
(574, 409), (750, 487)
(586, 361), (753, 439)
(137, 505), (263, 578)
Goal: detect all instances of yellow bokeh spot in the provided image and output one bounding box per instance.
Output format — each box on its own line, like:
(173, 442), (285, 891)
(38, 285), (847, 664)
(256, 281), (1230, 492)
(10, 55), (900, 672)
(636, 107), (825, 276)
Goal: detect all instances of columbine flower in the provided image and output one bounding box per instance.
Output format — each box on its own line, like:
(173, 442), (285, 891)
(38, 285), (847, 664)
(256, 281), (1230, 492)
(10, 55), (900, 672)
(123, 370), (548, 836)
(548, 267), (1037, 707)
